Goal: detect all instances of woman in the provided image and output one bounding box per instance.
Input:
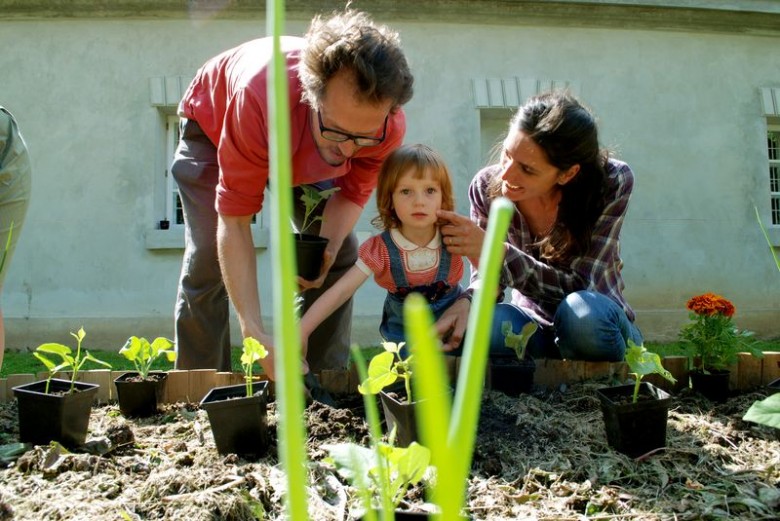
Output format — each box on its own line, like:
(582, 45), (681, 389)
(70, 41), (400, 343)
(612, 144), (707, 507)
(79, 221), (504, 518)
(436, 92), (642, 361)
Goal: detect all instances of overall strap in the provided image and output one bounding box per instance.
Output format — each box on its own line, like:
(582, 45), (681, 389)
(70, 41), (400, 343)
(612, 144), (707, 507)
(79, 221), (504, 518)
(380, 230), (409, 288)
(434, 238), (452, 283)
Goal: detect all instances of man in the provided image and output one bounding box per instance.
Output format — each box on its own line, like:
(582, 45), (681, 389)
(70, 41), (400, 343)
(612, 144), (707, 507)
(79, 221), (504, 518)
(171, 8), (413, 384)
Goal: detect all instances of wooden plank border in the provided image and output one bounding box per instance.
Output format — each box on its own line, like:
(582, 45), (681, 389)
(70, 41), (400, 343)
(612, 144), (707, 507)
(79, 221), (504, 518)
(0, 352), (773, 404)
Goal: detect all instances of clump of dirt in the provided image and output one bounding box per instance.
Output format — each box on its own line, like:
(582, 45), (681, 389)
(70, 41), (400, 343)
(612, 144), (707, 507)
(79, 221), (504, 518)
(0, 381), (778, 520)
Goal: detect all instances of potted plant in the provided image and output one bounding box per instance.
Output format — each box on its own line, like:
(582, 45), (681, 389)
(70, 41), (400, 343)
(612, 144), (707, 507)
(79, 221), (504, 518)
(13, 327), (112, 448)
(488, 321), (538, 396)
(596, 341), (676, 457)
(324, 436), (432, 520)
(679, 292), (759, 402)
(199, 337), (271, 458)
(114, 336), (176, 417)
(359, 341), (420, 448)
(295, 185), (339, 280)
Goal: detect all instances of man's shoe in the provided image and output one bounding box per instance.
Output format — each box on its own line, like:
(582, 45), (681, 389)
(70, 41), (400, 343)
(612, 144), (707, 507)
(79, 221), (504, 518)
(303, 371), (337, 407)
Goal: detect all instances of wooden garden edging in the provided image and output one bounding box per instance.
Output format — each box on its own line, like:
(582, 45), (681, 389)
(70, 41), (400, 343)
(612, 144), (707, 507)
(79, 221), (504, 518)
(1, 352), (778, 405)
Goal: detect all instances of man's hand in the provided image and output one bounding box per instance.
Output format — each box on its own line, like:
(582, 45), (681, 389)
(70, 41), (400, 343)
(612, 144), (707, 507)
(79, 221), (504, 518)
(297, 247), (335, 290)
(435, 297), (471, 351)
(438, 209), (486, 266)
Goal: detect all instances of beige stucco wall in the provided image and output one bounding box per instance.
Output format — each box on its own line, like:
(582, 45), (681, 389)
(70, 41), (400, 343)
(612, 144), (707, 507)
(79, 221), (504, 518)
(1, 1), (778, 349)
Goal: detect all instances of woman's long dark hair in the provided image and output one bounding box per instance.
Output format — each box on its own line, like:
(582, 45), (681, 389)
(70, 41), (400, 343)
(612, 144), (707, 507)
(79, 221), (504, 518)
(492, 92), (608, 263)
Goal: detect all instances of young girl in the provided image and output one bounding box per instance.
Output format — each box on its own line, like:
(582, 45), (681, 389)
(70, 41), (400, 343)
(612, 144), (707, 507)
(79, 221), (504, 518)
(300, 144), (463, 349)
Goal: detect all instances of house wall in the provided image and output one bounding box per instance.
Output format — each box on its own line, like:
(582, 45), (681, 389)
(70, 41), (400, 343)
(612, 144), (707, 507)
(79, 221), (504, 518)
(1, 1), (778, 350)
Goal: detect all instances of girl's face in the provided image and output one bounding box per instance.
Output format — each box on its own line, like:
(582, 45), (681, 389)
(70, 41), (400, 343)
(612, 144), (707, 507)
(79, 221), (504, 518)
(498, 129), (578, 202)
(392, 167), (443, 233)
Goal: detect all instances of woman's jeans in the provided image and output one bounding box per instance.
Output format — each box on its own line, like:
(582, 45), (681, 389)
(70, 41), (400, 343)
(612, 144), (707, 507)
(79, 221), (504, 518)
(489, 291), (643, 362)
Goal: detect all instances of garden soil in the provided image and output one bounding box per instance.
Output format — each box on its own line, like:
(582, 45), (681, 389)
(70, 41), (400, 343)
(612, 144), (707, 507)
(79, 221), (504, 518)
(0, 380), (778, 520)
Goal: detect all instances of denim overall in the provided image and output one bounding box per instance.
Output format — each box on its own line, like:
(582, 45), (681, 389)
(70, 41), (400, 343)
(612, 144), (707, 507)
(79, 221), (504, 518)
(379, 230), (462, 343)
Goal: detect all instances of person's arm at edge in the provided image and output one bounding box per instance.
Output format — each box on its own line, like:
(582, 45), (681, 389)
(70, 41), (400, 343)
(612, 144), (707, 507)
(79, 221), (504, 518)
(217, 213), (276, 379)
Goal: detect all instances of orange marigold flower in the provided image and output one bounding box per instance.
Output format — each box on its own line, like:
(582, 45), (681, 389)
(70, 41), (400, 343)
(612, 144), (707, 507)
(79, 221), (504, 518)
(686, 292), (735, 317)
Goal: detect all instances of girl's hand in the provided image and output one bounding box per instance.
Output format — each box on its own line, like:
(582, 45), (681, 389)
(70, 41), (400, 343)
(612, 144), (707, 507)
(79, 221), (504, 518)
(438, 210), (486, 266)
(435, 297), (471, 351)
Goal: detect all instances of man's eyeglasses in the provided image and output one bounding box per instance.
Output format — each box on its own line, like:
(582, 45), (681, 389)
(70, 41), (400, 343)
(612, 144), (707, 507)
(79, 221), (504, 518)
(317, 111), (388, 147)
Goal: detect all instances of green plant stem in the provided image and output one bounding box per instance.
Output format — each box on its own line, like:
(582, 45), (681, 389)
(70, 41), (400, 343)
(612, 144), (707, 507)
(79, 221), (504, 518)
(409, 197), (514, 521)
(632, 375), (641, 404)
(267, 1), (308, 519)
(351, 345), (393, 521)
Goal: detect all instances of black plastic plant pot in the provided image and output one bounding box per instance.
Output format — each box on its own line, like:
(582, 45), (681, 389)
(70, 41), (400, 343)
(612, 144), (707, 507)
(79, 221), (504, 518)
(769, 377), (780, 393)
(295, 233), (328, 280)
(488, 357), (536, 396)
(379, 389), (417, 448)
(13, 378), (99, 448)
(596, 382), (672, 458)
(114, 371), (168, 418)
(199, 382), (270, 459)
(690, 369), (730, 403)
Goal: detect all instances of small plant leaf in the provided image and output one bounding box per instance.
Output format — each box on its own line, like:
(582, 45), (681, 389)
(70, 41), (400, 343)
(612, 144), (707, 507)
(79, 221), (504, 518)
(36, 343), (72, 357)
(241, 337), (268, 365)
(626, 340), (676, 383)
(358, 351), (397, 395)
(324, 442), (375, 482)
(743, 393), (780, 429)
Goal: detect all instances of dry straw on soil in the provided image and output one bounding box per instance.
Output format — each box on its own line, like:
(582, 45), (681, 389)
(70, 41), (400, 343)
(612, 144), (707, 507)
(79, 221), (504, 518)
(0, 379), (778, 520)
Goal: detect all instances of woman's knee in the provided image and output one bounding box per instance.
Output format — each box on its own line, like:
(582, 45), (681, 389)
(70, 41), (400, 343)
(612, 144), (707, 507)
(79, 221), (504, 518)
(554, 292), (625, 361)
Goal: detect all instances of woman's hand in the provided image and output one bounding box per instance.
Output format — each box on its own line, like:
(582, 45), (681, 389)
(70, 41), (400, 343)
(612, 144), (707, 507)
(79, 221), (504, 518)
(438, 209), (486, 267)
(435, 297), (471, 351)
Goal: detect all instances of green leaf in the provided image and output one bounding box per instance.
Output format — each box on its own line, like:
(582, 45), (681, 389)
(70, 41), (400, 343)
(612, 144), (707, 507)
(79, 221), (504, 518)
(240, 337), (268, 366)
(119, 336), (144, 362)
(36, 343), (73, 358)
(33, 352), (57, 371)
(82, 351), (112, 369)
(358, 351), (397, 395)
(625, 340), (676, 383)
(743, 393), (780, 429)
(324, 442), (375, 482)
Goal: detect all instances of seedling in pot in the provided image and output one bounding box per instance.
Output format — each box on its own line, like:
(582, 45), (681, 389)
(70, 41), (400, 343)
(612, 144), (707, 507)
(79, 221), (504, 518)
(298, 185), (340, 235)
(119, 336), (175, 380)
(502, 321), (538, 360)
(625, 340), (676, 403)
(241, 337), (268, 397)
(34, 327), (112, 393)
(359, 341), (413, 403)
(324, 435), (431, 515)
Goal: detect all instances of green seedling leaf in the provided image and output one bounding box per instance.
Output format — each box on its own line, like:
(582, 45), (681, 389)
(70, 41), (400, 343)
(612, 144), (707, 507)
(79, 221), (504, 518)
(743, 393), (780, 429)
(35, 327), (111, 393)
(241, 336), (268, 397)
(298, 185), (341, 235)
(119, 336), (174, 380)
(35, 343), (73, 358)
(502, 321), (538, 360)
(358, 351), (397, 395)
(625, 340), (675, 403)
(324, 442), (375, 482)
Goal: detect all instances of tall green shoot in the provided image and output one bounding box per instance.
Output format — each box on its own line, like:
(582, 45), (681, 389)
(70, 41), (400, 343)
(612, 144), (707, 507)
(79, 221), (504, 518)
(407, 197), (514, 520)
(267, 0), (308, 519)
(755, 205), (780, 273)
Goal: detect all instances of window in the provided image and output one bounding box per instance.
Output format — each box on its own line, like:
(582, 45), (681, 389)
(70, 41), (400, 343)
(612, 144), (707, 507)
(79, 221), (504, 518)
(164, 115), (259, 227)
(769, 127), (780, 225)
(146, 76), (266, 249)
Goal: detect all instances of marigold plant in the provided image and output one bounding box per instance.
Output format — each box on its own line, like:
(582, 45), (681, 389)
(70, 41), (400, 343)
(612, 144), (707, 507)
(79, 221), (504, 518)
(679, 292), (756, 371)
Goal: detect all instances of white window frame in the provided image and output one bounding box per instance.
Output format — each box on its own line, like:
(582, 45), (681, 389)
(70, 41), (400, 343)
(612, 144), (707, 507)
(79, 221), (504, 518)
(768, 125), (780, 226)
